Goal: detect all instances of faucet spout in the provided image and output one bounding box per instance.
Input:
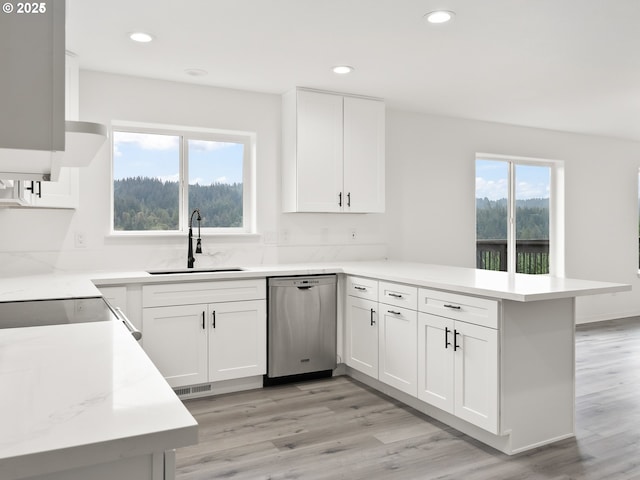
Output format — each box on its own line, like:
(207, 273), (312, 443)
(187, 208), (202, 268)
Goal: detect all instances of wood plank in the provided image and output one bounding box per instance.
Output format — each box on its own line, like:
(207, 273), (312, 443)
(176, 316), (640, 479)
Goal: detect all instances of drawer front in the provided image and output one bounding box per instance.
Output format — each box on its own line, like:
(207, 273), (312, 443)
(418, 288), (499, 329)
(143, 279), (266, 307)
(379, 281), (418, 310)
(347, 276), (378, 301)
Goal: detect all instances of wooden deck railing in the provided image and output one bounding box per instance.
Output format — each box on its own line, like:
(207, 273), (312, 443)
(477, 239), (549, 274)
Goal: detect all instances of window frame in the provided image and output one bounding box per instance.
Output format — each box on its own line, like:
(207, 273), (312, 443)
(110, 121), (256, 236)
(476, 153), (565, 276)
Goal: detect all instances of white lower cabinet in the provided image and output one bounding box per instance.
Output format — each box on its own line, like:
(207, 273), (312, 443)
(208, 300), (266, 382)
(345, 295), (379, 378)
(142, 280), (266, 389)
(379, 305), (417, 396)
(417, 312), (498, 433)
(143, 304), (208, 388)
(346, 276), (418, 396)
(345, 277), (500, 436)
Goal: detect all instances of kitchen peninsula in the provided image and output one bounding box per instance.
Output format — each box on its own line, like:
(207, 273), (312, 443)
(0, 260), (630, 474)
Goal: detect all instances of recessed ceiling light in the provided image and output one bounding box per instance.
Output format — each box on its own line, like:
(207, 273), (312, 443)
(184, 68), (208, 77)
(424, 10), (455, 24)
(129, 32), (154, 43)
(333, 65), (354, 75)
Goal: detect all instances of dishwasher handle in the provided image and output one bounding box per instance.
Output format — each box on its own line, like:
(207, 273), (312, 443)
(114, 307), (142, 341)
(296, 286), (313, 290)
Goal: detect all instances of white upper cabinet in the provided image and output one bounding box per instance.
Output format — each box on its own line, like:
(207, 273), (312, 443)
(282, 88), (385, 213)
(343, 96), (385, 213)
(0, 1), (65, 180)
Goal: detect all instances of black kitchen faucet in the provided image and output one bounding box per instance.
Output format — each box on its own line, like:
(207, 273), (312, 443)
(187, 208), (202, 268)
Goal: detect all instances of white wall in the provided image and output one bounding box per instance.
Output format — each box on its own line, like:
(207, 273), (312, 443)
(385, 109), (640, 323)
(0, 72), (387, 275)
(1, 72), (637, 323)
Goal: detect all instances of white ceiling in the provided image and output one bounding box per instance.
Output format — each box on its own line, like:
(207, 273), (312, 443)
(66, 0), (640, 142)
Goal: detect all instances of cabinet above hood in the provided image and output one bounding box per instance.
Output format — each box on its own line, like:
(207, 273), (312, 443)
(0, 120), (108, 181)
(0, 1), (108, 181)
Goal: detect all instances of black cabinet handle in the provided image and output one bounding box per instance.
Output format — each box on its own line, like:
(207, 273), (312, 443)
(445, 327), (451, 349)
(387, 310), (401, 315)
(202, 311), (205, 329)
(212, 310), (216, 328)
(36, 181), (42, 198)
(347, 192), (351, 207)
(370, 308), (376, 326)
(354, 286), (367, 291)
(388, 293), (404, 299)
(454, 329), (461, 351)
(444, 304), (461, 310)
(338, 192), (342, 207)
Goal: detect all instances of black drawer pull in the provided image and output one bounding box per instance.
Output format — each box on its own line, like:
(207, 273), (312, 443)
(370, 308), (376, 326)
(388, 293), (404, 299)
(444, 304), (461, 310)
(354, 286), (367, 291)
(387, 310), (401, 315)
(445, 327), (451, 349)
(454, 330), (461, 351)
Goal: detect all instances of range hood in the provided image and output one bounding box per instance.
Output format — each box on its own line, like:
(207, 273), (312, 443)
(0, 120), (108, 182)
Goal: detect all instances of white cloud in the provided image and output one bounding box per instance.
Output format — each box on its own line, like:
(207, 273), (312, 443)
(157, 173), (180, 183)
(189, 140), (237, 152)
(516, 181), (549, 199)
(475, 177), (508, 200)
(214, 176), (229, 184)
(114, 131), (179, 151)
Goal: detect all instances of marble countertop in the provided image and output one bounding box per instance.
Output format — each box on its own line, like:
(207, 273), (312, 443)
(93, 260), (630, 302)
(0, 259), (630, 478)
(0, 321), (198, 480)
(0, 260), (630, 303)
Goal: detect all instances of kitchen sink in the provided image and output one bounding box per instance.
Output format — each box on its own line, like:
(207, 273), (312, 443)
(147, 267), (245, 275)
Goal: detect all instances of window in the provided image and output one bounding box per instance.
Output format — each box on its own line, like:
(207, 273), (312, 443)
(476, 155), (562, 275)
(112, 124), (254, 234)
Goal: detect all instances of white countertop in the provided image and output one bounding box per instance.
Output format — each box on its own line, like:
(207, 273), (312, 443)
(0, 259), (630, 478)
(0, 260), (630, 303)
(88, 260), (630, 302)
(0, 321), (198, 480)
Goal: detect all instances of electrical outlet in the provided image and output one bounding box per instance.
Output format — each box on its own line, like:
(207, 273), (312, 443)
(74, 232), (87, 248)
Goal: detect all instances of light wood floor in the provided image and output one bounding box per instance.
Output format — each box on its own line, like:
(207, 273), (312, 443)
(176, 317), (640, 480)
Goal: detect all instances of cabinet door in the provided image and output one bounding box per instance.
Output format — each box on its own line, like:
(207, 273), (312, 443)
(379, 304), (417, 396)
(454, 321), (499, 433)
(142, 304), (208, 388)
(343, 96), (385, 213)
(345, 296), (379, 378)
(295, 90), (344, 212)
(30, 168), (79, 208)
(417, 313), (455, 413)
(208, 300), (266, 382)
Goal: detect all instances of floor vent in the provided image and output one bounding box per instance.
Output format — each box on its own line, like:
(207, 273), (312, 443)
(173, 387), (191, 397)
(192, 384), (212, 394)
(173, 383), (213, 398)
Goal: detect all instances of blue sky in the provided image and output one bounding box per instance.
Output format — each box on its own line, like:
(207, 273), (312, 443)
(113, 132), (244, 184)
(476, 159), (550, 200)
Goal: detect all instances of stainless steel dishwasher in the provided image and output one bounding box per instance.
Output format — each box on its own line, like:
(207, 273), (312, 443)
(267, 275), (337, 382)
